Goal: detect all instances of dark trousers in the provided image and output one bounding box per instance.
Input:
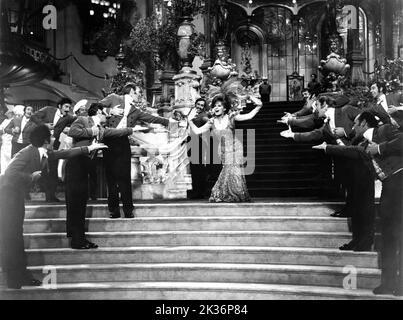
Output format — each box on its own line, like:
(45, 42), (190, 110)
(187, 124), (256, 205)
(103, 137), (133, 214)
(188, 163), (208, 199)
(334, 157), (354, 213)
(65, 155), (90, 246)
(350, 163), (375, 246)
(379, 171), (403, 290)
(11, 142), (29, 158)
(41, 158), (58, 200)
(0, 183), (31, 286)
(88, 158), (98, 199)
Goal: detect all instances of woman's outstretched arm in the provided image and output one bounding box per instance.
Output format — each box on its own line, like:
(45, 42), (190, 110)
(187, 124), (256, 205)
(234, 96), (263, 122)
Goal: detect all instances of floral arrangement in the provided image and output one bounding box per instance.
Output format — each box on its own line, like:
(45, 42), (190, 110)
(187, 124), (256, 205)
(124, 6), (205, 72)
(375, 57), (403, 92)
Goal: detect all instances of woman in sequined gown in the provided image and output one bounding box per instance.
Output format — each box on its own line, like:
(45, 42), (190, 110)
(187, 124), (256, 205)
(188, 94), (262, 202)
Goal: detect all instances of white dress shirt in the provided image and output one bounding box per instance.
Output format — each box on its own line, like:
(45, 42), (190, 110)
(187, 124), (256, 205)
(117, 95), (133, 129)
(325, 108), (336, 130)
(377, 94), (388, 112)
(53, 109), (62, 127)
(38, 147), (48, 160)
(17, 116), (29, 143)
(363, 128), (374, 142)
(325, 108), (345, 145)
(363, 128), (382, 155)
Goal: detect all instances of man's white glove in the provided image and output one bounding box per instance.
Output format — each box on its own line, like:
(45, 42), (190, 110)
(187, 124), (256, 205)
(312, 142), (327, 151)
(280, 128), (295, 139)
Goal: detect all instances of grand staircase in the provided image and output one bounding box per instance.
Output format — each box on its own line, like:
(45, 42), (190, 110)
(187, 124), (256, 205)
(0, 201), (399, 300)
(238, 102), (333, 198)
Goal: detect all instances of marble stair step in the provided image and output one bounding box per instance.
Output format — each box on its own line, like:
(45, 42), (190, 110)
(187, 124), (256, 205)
(26, 246), (379, 268)
(2, 282), (398, 301)
(26, 262), (381, 290)
(24, 230), (352, 249)
(25, 203), (345, 219)
(23, 216), (351, 233)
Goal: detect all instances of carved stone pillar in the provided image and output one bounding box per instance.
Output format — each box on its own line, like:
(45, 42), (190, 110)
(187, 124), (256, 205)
(199, 0), (213, 85)
(291, 14), (300, 73)
(173, 71), (201, 114)
(159, 69), (176, 117)
(381, 0), (394, 59)
(347, 29), (365, 84)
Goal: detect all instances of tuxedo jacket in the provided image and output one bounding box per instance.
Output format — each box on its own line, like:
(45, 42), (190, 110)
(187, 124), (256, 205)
(293, 100), (314, 118)
(52, 115), (77, 150)
(326, 124), (403, 180)
(99, 93), (169, 128)
(259, 84), (272, 100)
(68, 116), (134, 148)
(366, 102), (391, 125)
(192, 111), (210, 128)
(293, 105), (361, 144)
(5, 116), (37, 144)
(0, 144), (89, 189)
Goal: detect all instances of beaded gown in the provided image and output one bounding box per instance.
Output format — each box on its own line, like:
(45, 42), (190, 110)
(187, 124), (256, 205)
(209, 113), (251, 202)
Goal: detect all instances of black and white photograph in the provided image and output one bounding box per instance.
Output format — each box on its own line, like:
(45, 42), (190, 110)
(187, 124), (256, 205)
(0, 0), (403, 305)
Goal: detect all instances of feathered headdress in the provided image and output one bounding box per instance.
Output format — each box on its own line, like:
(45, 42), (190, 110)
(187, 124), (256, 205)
(204, 76), (247, 110)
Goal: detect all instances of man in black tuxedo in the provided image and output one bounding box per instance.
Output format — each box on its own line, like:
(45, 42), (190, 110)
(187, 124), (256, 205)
(67, 103), (134, 249)
(0, 125), (105, 288)
(259, 78), (271, 104)
(281, 96), (361, 220)
(187, 98), (210, 199)
(5, 106), (37, 157)
(314, 111), (403, 296)
(99, 83), (171, 218)
(31, 98), (73, 202)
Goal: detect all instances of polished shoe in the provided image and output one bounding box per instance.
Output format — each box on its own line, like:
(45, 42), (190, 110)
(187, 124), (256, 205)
(85, 240), (99, 249)
(109, 209), (121, 219)
(24, 278), (42, 287)
(373, 285), (394, 295)
(7, 278), (41, 289)
(339, 241), (355, 251)
(71, 242), (97, 250)
(124, 211), (135, 219)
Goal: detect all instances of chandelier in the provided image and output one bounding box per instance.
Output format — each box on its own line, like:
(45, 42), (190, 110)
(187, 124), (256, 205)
(89, 0), (120, 19)
(162, 0), (205, 16)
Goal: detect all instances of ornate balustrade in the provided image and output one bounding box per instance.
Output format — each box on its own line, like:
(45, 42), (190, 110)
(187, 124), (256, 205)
(129, 122), (192, 200)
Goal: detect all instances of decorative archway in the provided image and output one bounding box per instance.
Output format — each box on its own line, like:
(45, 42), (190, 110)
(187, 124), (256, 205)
(232, 24), (266, 79)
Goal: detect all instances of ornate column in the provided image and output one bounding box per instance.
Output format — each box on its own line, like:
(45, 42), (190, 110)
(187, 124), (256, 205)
(199, 0), (213, 82)
(291, 14), (300, 74)
(381, 0), (394, 59)
(212, 0), (231, 65)
(173, 15), (201, 113)
(150, 50), (163, 108)
(347, 0), (365, 84)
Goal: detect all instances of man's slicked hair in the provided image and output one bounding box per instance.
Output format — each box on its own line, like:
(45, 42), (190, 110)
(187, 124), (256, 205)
(57, 98), (73, 108)
(358, 111), (379, 128)
(30, 124), (51, 147)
